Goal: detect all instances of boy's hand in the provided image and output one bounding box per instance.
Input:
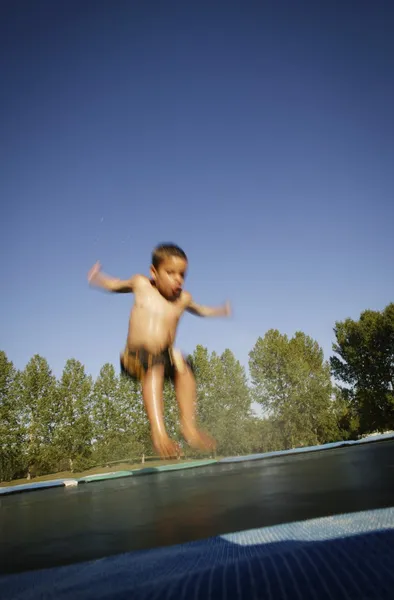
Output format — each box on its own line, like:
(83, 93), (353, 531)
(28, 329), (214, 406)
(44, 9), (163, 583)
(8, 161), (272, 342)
(88, 261), (101, 284)
(222, 300), (231, 317)
(186, 296), (232, 318)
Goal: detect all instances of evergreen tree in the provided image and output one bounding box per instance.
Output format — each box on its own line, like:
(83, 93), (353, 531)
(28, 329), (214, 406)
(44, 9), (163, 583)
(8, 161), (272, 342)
(0, 351), (25, 481)
(190, 345), (220, 442)
(117, 370), (151, 458)
(20, 354), (58, 476)
(214, 349), (252, 456)
(190, 346), (254, 456)
(91, 363), (123, 463)
(162, 378), (182, 451)
(91, 363), (152, 463)
(55, 359), (93, 472)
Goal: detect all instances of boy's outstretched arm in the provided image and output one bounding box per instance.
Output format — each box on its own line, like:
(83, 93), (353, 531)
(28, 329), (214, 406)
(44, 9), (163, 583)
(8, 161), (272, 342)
(186, 295), (231, 318)
(87, 261), (137, 293)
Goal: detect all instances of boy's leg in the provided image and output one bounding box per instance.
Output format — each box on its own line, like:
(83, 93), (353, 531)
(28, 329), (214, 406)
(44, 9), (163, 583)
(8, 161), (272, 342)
(142, 365), (180, 459)
(174, 364), (216, 452)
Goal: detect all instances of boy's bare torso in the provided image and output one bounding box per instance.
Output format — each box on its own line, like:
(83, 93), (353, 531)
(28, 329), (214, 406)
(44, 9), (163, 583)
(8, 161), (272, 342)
(127, 275), (189, 354)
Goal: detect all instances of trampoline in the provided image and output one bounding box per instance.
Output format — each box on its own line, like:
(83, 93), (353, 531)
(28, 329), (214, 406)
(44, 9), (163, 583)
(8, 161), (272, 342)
(1, 437), (394, 599)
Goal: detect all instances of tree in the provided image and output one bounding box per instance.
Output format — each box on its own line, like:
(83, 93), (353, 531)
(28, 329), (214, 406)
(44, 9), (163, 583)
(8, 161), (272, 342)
(91, 363), (152, 463)
(330, 303), (394, 434)
(213, 349), (253, 456)
(190, 345), (218, 437)
(55, 359), (93, 472)
(190, 345), (253, 456)
(0, 351), (25, 481)
(331, 386), (360, 441)
(20, 355), (58, 476)
(162, 379), (182, 451)
(243, 416), (284, 455)
(91, 363), (124, 463)
(117, 369), (151, 457)
(249, 330), (338, 450)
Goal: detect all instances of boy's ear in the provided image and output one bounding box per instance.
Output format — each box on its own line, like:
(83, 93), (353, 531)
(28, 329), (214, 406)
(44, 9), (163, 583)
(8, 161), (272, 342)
(150, 265), (157, 280)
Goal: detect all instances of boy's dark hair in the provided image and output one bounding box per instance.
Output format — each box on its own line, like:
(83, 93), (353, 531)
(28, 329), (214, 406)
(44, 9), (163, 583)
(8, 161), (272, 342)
(152, 243), (188, 268)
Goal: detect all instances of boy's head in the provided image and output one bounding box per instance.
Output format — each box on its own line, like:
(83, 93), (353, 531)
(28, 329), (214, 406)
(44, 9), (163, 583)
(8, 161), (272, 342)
(150, 243), (188, 300)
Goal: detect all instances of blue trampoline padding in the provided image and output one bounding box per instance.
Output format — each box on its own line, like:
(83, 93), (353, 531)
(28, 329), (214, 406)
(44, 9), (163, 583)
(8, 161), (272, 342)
(78, 470), (133, 483)
(219, 433), (394, 463)
(0, 479), (77, 496)
(1, 507), (393, 599)
(131, 458), (217, 475)
(78, 460), (218, 483)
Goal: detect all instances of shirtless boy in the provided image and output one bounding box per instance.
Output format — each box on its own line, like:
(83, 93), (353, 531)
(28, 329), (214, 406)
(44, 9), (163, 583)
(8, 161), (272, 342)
(87, 243), (231, 459)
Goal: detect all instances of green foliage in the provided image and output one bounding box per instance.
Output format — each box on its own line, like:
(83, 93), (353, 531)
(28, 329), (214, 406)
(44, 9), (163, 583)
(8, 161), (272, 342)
(91, 364), (151, 464)
(191, 345), (217, 431)
(91, 363), (128, 463)
(162, 380), (181, 447)
(117, 371), (151, 455)
(330, 303), (394, 434)
(54, 359), (93, 472)
(213, 348), (253, 456)
(20, 354), (59, 476)
(191, 345), (252, 456)
(331, 387), (360, 441)
(249, 330), (339, 449)
(0, 352), (25, 481)
(244, 417), (284, 454)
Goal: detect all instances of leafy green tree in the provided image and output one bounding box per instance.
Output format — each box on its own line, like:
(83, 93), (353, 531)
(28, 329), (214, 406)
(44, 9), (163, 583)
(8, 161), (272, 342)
(162, 379), (182, 451)
(201, 350), (226, 448)
(190, 345), (218, 437)
(91, 363), (152, 463)
(55, 359), (93, 472)
(91, 363), (125, 463)
(243, 416), (284, 455)
(190, 345), (254, 456)
(117, 370), (151, 458)
(0, 351), (25, 481)
(249, 330), (338, 449)
(331, 386), (360, 440)
(214, 349), (253, 456)
(20, 354), (58, 476)
(330, 303), (394, 433)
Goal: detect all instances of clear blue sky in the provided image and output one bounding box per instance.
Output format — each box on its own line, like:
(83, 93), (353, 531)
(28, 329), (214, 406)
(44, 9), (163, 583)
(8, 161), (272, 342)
(1, 1), (393, 382)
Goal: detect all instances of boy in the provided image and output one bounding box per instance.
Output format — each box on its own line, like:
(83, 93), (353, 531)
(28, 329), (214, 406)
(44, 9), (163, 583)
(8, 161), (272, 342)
(87, 243), (231, 459)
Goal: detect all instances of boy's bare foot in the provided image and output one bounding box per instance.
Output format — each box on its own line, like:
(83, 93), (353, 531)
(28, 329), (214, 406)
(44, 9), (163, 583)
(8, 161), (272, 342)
(152, 435), (181, 459)
(182, 425), (216, 453)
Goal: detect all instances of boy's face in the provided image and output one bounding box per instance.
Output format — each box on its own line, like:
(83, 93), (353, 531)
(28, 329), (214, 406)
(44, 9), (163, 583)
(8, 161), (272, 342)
(151, 256), (188, 300)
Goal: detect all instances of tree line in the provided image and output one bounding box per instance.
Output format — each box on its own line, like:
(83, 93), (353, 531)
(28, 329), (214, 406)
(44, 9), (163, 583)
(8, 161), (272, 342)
(1, 302), (393, 482)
